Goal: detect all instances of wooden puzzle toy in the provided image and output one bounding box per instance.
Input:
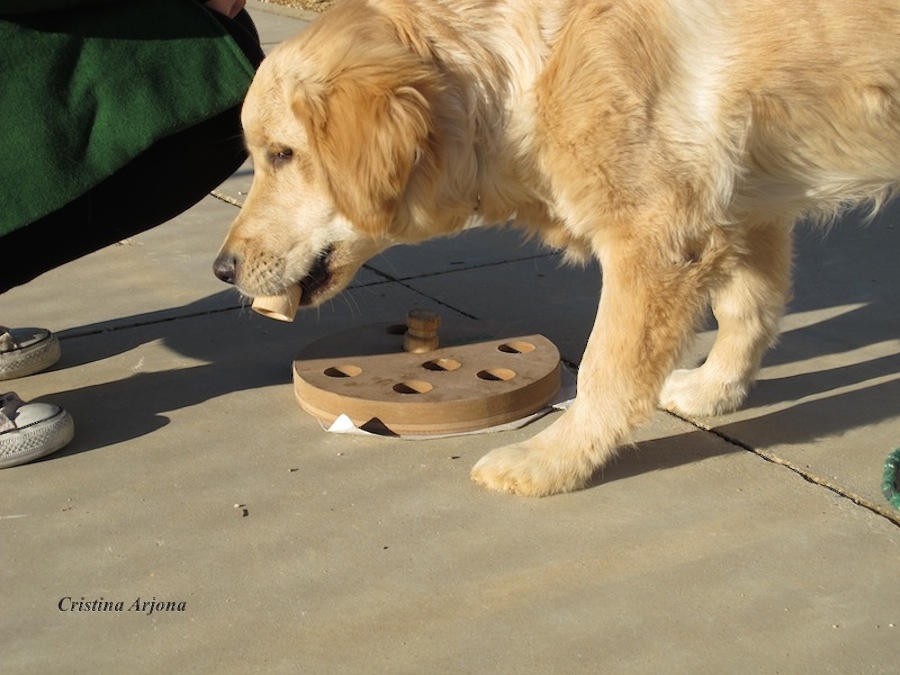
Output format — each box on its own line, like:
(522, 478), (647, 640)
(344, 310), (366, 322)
(291, 310), (562, 435)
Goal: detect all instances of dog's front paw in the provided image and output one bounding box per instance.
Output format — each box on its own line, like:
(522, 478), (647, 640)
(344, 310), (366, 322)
(660, 367), (747, 417)
(470, 442), (592, 497)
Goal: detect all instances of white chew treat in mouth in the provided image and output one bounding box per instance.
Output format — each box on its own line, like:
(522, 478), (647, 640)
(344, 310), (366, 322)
(251, 286), (302, 322)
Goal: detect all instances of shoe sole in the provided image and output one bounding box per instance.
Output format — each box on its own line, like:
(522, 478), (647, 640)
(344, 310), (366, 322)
(0, 408), (74, 468)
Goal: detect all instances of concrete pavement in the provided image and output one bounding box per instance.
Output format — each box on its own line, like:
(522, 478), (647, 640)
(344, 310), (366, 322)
(2, 3), (898, 672)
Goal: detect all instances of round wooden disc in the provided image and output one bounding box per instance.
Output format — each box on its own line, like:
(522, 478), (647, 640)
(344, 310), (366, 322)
(292, 322), (561, 435)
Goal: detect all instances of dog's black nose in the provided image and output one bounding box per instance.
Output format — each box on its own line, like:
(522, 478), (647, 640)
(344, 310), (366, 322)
(213, 253), (238, 285)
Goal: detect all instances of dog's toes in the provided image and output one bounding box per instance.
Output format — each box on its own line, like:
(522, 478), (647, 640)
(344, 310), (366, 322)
(660, 367), (746, 417)
(470, 443), (590, 497)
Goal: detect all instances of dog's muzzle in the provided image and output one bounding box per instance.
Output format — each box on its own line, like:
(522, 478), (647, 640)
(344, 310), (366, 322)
(212, 246), (334, 307)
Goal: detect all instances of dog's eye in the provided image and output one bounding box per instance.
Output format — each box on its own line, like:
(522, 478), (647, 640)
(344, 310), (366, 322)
(269, 148), (293, 167)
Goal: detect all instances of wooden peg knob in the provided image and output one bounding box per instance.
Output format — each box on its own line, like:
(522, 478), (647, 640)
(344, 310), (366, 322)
(403, 309), (441, 353)
(251, 285), (302, 322)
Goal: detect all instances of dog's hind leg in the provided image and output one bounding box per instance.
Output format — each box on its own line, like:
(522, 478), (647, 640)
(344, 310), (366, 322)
(471, 220), (726, 496)
(660, 219), (793, 417)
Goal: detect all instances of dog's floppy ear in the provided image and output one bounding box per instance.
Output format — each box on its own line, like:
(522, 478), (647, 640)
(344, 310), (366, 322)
(293, 46), (439, 236)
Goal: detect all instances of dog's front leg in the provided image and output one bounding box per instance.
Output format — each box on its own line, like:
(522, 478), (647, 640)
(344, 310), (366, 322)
(471, 229), (723, 496)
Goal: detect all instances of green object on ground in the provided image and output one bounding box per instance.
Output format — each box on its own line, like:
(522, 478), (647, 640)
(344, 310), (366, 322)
(882, 448), (900, 509)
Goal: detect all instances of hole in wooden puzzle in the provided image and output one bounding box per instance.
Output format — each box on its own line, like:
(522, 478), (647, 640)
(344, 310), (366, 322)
(324, 365), (363, 378)
(477, 368), (516, 382)
(393, 380), (434, 395)
(498, 341), (535, 354)
(422, 358), (462, 372)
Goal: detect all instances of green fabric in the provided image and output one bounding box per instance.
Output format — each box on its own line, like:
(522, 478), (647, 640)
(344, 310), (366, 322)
(0, 0), (118, 13)
(0, 0), (256, 236)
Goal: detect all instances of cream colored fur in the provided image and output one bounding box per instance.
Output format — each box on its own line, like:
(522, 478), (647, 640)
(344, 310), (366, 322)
(216, 0), (900, 496)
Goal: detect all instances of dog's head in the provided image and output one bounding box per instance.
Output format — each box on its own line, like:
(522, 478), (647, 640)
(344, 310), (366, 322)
(214, 2), (453, 306)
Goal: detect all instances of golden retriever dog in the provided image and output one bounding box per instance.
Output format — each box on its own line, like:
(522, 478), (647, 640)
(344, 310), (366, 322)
(214, 0), (900, 496)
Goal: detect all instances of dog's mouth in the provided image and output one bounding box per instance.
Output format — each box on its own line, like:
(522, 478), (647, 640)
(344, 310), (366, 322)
(296, 246), (335, 306)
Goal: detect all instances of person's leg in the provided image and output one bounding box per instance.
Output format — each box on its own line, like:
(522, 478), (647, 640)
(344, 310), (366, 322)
(0, 9), (263, 293)
(1, 106), (247, 291)
(0, 9), (263, 466)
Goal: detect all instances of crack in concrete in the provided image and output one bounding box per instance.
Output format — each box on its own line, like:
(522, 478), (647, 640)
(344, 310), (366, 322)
(667, 410), (900, 527)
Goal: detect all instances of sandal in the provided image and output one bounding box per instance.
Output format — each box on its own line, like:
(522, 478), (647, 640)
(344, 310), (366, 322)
(0, 326), (61, 380)
(0, 392), (74, 468)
